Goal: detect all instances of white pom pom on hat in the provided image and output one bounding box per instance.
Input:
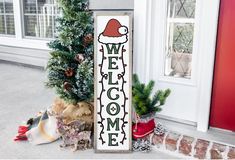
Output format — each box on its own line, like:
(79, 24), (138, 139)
(118, 26), (128, 35)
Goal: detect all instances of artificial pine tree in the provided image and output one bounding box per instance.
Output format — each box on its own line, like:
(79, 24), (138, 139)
(132, 74), (171, 116)
(46, 0), (94, 104)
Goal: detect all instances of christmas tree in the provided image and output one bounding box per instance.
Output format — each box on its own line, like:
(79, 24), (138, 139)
(46, 0), (94, 104)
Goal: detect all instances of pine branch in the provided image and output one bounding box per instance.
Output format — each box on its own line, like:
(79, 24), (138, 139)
(132, 74), (171, 116)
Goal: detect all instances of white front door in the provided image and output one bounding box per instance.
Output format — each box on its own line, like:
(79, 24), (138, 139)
(134, 0), (220, 131)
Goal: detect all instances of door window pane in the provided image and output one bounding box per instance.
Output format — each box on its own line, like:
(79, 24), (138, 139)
(0, 0), (15, 35)
(171, 23), (194, 53)
(23, 0), (58, 38)
(169, 0), (196, 18)
(165, 0), (196, 79)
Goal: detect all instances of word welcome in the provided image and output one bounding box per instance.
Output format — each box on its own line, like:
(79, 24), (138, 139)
(104, 44), (123, 146)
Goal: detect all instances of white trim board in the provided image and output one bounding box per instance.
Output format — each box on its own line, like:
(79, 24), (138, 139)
(0, 45), (49, 59)
(0, 45), (49, 67)
(195, 0), (220, 132)
(133, 0), (151, 83)
(0, 52), (48, 67)
(0, 37), (50, 50)
(89, 0), (134, 10)
(156, 113), (197, 126)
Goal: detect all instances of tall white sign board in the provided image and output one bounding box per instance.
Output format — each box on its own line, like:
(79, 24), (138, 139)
(94, 12), (132, 152)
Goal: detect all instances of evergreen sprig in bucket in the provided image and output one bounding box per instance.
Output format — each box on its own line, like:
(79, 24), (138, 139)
(132, 74), (171, 139)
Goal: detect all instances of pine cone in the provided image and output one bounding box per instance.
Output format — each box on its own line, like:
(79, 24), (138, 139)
(132, 140), (140, 151)
(65, 68), (74, 77)
(154, 122), (167, 135)
(83, 33), (93, 45)
(63, 82), (72, 91)
(140, 139), (151, 152)
(132, 139), (151, 152)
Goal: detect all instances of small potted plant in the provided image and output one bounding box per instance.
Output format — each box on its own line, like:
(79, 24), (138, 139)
(132, 74), (171, 139)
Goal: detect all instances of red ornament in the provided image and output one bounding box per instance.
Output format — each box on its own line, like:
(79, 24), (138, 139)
(75, 54), (85, 63)
(65, 68), (74, 77)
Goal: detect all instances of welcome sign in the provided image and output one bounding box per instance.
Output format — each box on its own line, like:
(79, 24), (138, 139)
(94, 12), (132, 152)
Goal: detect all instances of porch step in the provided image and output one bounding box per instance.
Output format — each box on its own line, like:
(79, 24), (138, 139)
(150, 118), (235, 159)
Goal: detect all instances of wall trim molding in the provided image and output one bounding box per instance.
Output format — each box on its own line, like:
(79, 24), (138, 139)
(0, 45), (48, 67)
(156, 113), (197, 126)
(0, 59), (45, 70)
(196, 0), (220, 132)
(0, 52), (47, 67)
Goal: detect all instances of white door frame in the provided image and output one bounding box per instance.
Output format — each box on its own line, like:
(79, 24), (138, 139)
(133, 0), (220, 132)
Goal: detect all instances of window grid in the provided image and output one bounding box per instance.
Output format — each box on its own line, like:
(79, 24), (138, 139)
(167, 18), (195, 23)
(22, 0), (58, 39)
(164, 0), (196, 79)
(0, 0), (15, 35)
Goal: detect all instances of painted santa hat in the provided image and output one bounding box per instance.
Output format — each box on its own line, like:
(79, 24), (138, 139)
(98, 19), (128, 44)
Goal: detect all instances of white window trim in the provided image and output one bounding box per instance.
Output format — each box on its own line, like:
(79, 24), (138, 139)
(134, 0), (220, 132)
(0, 0), (51, 50)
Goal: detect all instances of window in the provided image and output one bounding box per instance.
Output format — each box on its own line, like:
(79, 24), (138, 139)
(164, 0), (196, 79)
(23, 0), (59, 38)
(0, 0), (15, 35)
